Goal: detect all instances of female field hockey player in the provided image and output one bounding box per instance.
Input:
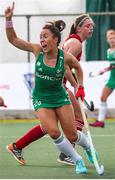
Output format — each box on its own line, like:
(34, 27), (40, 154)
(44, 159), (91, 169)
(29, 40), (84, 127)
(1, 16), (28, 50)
(5, 2), (88, 174)
(90, 29), (115, 127)
(6, 12), (97, 166)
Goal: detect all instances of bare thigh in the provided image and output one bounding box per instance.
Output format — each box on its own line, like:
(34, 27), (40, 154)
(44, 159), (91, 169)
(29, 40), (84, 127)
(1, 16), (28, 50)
(67, 89), (83, 120)
(56, 104), (78, 143)
(101, 86), (114, 101)
(36, 108), (60, 139)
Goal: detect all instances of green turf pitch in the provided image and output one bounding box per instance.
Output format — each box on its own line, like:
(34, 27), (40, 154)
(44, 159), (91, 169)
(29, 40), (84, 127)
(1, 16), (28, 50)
(0, 119), (115, 179)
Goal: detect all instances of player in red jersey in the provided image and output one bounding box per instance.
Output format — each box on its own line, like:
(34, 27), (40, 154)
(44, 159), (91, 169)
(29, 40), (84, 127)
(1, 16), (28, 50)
(58, 14), (95, 164)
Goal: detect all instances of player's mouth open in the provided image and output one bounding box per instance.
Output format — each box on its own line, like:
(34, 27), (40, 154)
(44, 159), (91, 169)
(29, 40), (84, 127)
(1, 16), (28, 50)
(42, 45), (47, 50)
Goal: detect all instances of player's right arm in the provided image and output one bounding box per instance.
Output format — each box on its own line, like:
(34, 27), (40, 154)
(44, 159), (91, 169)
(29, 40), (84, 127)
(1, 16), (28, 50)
(5, 2), (41, 57)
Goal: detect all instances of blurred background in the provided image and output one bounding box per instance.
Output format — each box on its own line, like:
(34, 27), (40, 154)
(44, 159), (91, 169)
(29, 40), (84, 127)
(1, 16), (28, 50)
(0, 0), (115, 118)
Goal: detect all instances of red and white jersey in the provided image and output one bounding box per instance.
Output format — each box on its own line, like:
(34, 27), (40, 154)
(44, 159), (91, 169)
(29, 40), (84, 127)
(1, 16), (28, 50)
(64, 34), (82, 61)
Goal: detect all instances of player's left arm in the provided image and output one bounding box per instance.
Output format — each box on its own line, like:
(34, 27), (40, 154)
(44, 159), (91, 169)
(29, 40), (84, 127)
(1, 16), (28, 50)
(64, 52), (83, 87)
(64, 66), (78, 87)
(64, 66), (78, 94)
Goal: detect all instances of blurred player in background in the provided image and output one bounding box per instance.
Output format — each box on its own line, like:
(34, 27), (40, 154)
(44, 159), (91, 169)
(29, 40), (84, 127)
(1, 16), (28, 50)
(90, 29), (115, 128)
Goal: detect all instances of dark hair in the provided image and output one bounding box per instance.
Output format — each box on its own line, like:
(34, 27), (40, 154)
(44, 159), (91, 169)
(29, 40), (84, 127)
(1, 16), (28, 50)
(69, 14), (93, 35)
(43, 20), (66, 46)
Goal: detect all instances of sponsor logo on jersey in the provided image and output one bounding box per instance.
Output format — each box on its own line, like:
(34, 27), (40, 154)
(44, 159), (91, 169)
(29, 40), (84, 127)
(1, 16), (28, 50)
(36, 72), (61, 81)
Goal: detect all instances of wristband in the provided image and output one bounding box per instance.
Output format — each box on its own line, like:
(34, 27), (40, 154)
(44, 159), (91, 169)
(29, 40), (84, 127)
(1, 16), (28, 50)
(6, 20), (13, 28)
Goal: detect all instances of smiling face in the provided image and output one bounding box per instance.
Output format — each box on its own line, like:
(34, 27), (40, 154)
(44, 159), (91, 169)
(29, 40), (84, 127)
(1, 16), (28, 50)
(40, 28), (58, 53)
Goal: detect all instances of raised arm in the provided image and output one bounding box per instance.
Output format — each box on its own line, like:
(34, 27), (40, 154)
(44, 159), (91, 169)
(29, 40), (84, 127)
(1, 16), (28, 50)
(5, 2), (41, 56)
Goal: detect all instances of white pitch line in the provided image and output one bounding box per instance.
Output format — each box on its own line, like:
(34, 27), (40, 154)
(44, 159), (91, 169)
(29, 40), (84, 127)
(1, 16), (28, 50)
(0, 134), (115, 139)
(92, 134), (115, 137)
